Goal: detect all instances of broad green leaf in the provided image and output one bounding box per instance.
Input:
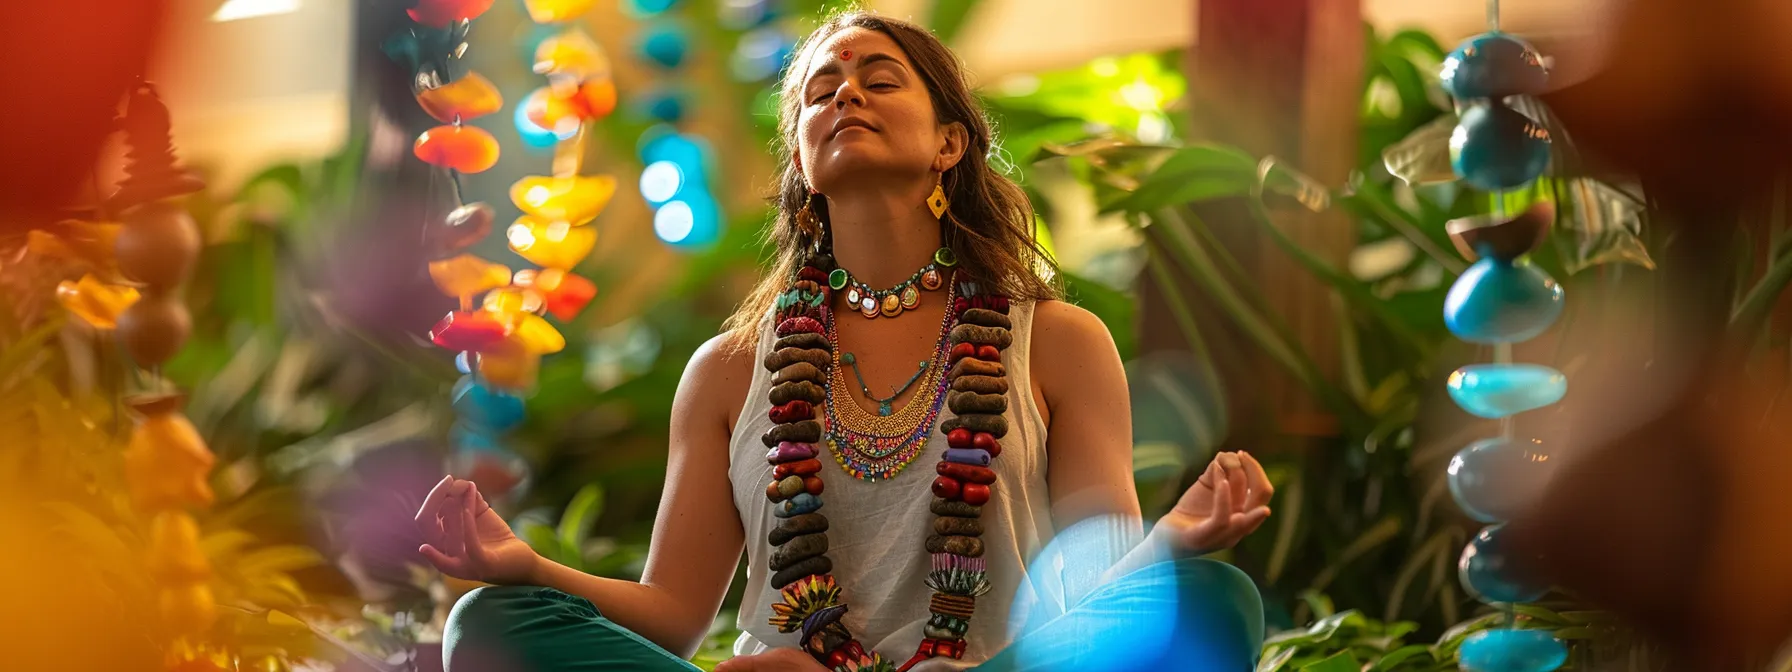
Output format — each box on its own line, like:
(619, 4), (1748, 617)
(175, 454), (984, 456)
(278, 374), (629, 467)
(1102, 145), (1259, 213)
(1366, 644), (1435, 672)
(1436, 613), (1503, 649)
(1382, 115), (1458, 186)
(1558, 178), (1654, 273)
(519, 520), (568, 564)
(1257, 644), (1297, 672)
(1266, 610), (1370, 647)
(559, 483), (605, 550)
(1298, 651), (1360, 672)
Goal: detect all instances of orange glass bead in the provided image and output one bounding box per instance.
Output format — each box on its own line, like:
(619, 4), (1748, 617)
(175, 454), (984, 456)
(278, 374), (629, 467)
(56, 273), (140, 329)
(28, 220), (122, 273)
(518, 268), (597, 321)
(147, 511), (211, 583)
(534, 29), (610, 80)
(407, 0), (495, 27)
(478, 339), (541, 391)
(428, 254), (511, 299)
(416, 72), (504, 123)
(524, 79), (618, 130)
(481, 286), (545, 321)
(509, 175), (617, 225)
(122, 394), (215, 511)
(414, 124), (500, 173)
(160, 583), (218, 635)
(523, 0), (597, 24)
(507, 216), (597, 269)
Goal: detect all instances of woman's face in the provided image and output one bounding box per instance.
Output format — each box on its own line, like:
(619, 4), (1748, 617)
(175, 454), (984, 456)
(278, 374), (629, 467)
(793, 27), (958, 193)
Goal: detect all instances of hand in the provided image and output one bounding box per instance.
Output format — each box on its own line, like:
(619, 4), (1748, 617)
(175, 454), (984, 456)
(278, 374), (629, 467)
(414, 475), (541, 585)
(1156, 451), (1274, 557)
(714, 647), (831, 672)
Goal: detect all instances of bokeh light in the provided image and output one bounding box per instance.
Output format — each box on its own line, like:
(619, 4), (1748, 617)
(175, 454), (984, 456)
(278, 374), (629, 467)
(639, 160), (684, 205)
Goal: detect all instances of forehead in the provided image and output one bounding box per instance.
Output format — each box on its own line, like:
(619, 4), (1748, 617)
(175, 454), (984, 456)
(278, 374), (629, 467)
(799, 27), (911, 81)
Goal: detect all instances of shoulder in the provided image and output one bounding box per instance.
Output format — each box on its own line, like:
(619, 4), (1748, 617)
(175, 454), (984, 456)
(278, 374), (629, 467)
(1026, 300), (1124, 402)
(1028, 300), (1118, 357)
(676, 330), (760, 434)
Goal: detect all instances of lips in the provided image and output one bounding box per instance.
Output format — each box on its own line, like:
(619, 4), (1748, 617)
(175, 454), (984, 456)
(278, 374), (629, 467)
(830, 116), (876, 139)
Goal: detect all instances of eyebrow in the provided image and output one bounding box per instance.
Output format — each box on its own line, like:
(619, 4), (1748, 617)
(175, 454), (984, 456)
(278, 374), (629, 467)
(805, 52), (907, 86)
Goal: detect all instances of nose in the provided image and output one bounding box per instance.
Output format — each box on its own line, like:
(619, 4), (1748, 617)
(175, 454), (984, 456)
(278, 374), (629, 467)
(833, 81), (865, 109)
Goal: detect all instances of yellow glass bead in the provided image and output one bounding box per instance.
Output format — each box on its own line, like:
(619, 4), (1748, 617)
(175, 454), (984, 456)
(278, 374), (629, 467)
(416, 72), (504, 123)
(481, 286), (545, 321)
(510, 312), (566, 354)
(534, 29), (610, 80)
(55, 273), (140, 329)
(524, 79), (618, 130)
(507, 216), (597, 269)
(160, 583), (218, 635)
(429, 254), (512, 300)
(523, 0), (597, 24)
(122, 394), (215, 511)
(477, 339), (540, 391)
(147, 511), (211, 583)
(509, 175), (616, 225)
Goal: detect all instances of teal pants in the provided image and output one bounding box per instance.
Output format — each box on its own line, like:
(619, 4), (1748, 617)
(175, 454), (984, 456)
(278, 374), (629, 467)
(443, 558), (1264, 672)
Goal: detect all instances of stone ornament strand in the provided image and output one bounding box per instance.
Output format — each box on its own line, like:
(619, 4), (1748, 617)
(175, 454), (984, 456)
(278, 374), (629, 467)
(760, 250), (1014, 672)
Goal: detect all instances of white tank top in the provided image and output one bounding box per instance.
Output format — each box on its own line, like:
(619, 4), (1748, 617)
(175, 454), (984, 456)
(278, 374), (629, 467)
(728, 300), (1054, 670)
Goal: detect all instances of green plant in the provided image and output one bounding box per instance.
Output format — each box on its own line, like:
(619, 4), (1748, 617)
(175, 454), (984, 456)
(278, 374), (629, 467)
(517, 483), (648, 579)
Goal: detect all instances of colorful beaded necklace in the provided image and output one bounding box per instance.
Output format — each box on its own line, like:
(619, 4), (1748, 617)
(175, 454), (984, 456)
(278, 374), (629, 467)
(760, 249), (1016, 672)
(829, 247), (957, 319)
(822, 280), (955, 481)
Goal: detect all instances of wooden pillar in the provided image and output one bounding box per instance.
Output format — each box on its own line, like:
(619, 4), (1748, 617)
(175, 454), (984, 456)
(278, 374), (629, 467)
(1140, 0), (1362, 440)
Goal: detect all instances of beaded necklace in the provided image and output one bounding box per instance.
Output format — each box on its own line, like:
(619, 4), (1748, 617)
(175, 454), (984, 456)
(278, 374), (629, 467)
(761, 250), (1016, 672)
(822, 280), (955, 481)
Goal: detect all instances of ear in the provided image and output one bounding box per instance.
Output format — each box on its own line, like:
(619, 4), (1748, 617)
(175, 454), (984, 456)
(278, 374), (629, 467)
(932, 121), (969, 173)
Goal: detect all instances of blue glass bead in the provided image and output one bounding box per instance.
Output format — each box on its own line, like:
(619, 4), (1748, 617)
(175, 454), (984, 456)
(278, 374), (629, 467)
(1444, 258), (1564, 343)
(455, 351), (473, 374)
(638, 23), (689, 69)
(944, 448), (992, 467)
(1448, 364), (1566, 419)
(1441, 32), (1550, 100)
(515, 101), (563, 149)
(1459, 629), (1568, 672)
(1449, 438), (1553, 523)
(453, 375), (527, 432)
(1451, 103), (1552, 191)
(626, 0), (682, 15)
(450, 422), (506, 453)
(776, 493), (822, 517)
(1460, 524), (1548, 604)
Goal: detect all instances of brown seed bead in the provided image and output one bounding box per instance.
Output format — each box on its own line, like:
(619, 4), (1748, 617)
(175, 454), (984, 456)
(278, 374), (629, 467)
(777, 475), (805, 498)
(950, 375), (1009, 396)
(773, 458), (823, 480)
(937, 461), (997, 484)
(773, 362), (824, 386)
(762, 420), (822, 447)
(931, 497), (982, 518)
(942, 413), (1007, 438)
(960, 308), (1012, 330)
(934, 516), (984, 537)
(947, 390), (1007, 415)
(924, 534), (985, 558)
(948, 324), (1013, 350)
(771, 556), (834, 590)
(793, 280), (823, 294)
(765, 347), (830, 372)
(774, 332), (829, 352)
(947, 358), (1005, 380)
(770, 533), (830, 571)
(770, 381), (825, 406)
(803, 475), (825, 495)
(768, 513), (829, 545)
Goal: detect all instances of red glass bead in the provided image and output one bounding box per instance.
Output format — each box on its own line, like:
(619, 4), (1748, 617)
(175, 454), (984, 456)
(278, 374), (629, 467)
(769, 400), (814, 423)
(947, 428), (972, 449)
(803, 476), (824, 495)
(931, 475), (962, 500)
(430, 311), (508, 351)
(976, 345), (1002, 362)
(961, 483), (991, 505)
(535, 269), (597, 321)
(773, 458), (822, 480)
(993, 297), (1010, 313)
(948, 342), (977, 364)
(798, 266), (829, 284)
(827, 649), (849, 668)
(407, 0), (494, 27)
(954, 297), (969, 315)
(937, 461), (996, 484)
(414, 125), (500, 173)
(972, 432), (1000, 454)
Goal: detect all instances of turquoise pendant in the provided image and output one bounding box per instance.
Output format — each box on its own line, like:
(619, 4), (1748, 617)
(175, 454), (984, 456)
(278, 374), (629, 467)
(1447, 364), (1566, 419)
(1459, 524), (1547, 604)
(1459, 629), (1567, 672)
(1441, 32), (1549, 100)
(1451, 102), (1552, 191)
(1448, 437), (1552, 524)
(1444, 258), (1564, 343)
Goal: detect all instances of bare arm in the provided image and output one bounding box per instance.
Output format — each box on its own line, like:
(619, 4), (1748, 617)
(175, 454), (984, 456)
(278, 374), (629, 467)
(1032, 300), (1144, 534)
(418, 332), (752, 658)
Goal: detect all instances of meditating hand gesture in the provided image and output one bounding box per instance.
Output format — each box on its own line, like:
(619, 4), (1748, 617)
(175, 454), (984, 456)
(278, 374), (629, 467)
(1155, 451), (1274, 557)
(415, 475), (542, 585)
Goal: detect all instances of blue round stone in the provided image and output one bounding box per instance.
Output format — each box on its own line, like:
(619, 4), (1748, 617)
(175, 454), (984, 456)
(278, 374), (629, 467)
(1460, 524), (1548, 604)
(1449, 437), (1553, 523)
(776, 493), (823, 517)
(1451, 103), (1552, 191)
(453, 375), (527, 432)
(1444, 257), (1564, 343)
(1441, 32), (1550, 100)
(1459, 628), (1567, 672)
(638, 23), (689, 69)
(1447, 363), (1566, 419)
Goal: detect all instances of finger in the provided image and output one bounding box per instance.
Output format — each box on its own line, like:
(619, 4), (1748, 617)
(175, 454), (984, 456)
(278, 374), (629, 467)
(414, 475), (457, 544)
(466, 481), (492, 517)
(460, 500), (484, 564)
(1220, 453), (1249, 509)
(1240, 452), (1275, 509)
(442, 493), (467, 557)
(420, 544), (467, 576)
(1210, 466), (1235, 522)
(1194, 458), (1220, 488)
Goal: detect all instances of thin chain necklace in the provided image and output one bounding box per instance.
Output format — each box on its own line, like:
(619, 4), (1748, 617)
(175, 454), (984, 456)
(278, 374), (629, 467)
(841, 352), (929, 416)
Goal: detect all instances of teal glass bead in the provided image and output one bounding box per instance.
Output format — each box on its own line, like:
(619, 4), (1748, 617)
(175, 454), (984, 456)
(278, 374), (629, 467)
(449, 422), (505, 453)
(1451, 103), (1552, 191)
(453, 375), (527, 432)
(1448, 364), (1566, 419)
(776, 493), (822, 517)
(1459, 629), (1567, 672)
(1444, 258), (1564, 343)
(1449, 438), (1552, 523)
(1460, 524), (1548, 604)
(638, 22), (689, 69)
(1441, 32), (1549, 100)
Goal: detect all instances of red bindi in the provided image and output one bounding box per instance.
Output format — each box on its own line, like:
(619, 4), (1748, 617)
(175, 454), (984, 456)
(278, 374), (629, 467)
(838, 49), (852, 61)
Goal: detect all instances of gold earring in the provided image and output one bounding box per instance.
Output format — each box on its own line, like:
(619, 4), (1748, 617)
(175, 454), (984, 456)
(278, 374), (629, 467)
(927, 175), (949, 219)
(795, 191), (823, 246)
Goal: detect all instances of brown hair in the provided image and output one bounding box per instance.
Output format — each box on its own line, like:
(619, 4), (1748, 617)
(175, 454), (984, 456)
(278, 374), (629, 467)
(720, 10), (1060, 348)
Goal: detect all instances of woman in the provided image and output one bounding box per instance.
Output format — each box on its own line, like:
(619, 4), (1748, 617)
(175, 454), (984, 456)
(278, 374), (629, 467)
(415, 12), (1273, 672)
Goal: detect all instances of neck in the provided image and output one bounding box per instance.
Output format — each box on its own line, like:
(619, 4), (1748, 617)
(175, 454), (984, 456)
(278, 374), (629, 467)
(824, 178), (941, 288)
